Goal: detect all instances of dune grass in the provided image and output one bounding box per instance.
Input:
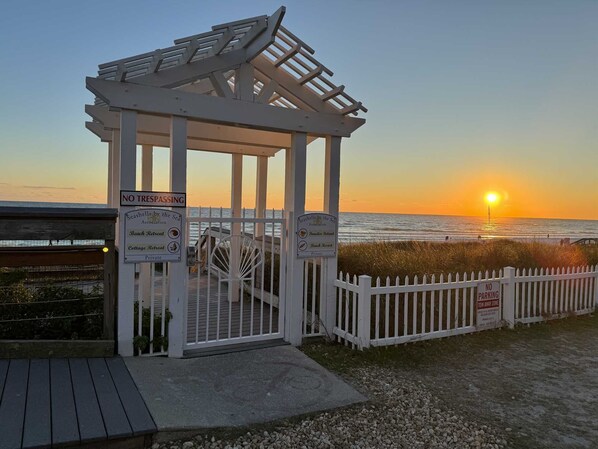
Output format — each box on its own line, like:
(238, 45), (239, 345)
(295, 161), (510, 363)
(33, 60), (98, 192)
(338, 240), (598, 280)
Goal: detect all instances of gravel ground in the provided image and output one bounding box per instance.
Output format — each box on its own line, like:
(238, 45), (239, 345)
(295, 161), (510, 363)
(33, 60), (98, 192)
(152, 365), (507, 449)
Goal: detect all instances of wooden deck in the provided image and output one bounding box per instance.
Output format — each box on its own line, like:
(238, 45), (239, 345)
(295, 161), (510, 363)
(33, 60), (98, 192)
(0, 358), (156, 449)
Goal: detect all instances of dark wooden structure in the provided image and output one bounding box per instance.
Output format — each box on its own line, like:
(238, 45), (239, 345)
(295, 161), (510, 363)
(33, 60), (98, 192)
(0, 357), (156, 449)
(0, 207), (118, 357)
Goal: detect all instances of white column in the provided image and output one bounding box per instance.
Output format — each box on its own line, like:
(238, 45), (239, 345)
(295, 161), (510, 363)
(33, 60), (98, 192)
(168, 116), (188, 358)
(229, 154), (243, 302)
(139, 145), (153, 308)
(111, 130), (121, 218)
(117, 110), (137, 356)
(255, 155), (268, 236)
(284, 132), (307, 346)
(323, 136), (341, 336)
(107, 142), (113, 206)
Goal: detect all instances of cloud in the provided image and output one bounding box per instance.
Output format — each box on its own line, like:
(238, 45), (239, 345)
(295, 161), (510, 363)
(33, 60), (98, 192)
(21, 185), (76, 190)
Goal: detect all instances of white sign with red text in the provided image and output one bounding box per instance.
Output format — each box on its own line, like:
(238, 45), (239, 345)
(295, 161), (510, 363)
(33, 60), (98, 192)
(476, 280), (501, 330)
(120, 190), (186, 208)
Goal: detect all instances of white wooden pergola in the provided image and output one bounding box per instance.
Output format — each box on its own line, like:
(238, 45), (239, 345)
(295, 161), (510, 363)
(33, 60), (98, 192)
(86, 6), (366, 357)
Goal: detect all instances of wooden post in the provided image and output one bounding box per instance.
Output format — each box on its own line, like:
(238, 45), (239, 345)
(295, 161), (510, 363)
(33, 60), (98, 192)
(111, 130), (121, 240)
(323, 136), (341, 338)
(357, 275), (372, 350)
(285, 132), (307, 346)
(503, 266), (516, 328)
(139, 145), (153, 308)
(117, 110), (137, 356)
(103, 239), (116, 340)
(167, 115), (188, 358)
(107, 142), (113, 206)
(229, 154), (243, 303)
(255, 155), (268, 237)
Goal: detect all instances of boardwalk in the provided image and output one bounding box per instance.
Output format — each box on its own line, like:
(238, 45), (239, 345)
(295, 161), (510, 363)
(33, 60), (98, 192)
(0, 358), (156, 449)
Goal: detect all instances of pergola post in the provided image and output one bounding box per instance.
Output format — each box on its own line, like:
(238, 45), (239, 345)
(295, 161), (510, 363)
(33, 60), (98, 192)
(116, 110), (137, 356)
(323, 136), (341, 337)
(139, 145), (153, 308)
(255, 155), (268, 236)
(168, 116), (188, 358)
(107, 142), (113, 206)
(285, 132), (307, 346)
(111, 130), (121, 217)
(229, 154), (243, 303)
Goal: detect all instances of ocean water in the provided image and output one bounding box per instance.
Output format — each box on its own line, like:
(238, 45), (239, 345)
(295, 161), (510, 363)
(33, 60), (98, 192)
(1, 201), (596, 243)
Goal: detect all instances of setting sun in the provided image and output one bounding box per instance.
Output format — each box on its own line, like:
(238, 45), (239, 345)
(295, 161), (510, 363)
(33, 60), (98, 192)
(485, 192), (499, 204)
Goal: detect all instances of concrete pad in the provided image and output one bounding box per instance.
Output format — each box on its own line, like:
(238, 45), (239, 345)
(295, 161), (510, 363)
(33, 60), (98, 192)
(124, 345), (366, 431)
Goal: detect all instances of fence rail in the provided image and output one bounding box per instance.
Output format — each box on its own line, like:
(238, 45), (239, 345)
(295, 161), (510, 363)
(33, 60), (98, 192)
(334, 265), (598, 350)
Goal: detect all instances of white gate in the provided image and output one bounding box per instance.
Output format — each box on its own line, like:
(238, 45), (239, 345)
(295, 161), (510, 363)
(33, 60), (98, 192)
(185, 208), (286, 351)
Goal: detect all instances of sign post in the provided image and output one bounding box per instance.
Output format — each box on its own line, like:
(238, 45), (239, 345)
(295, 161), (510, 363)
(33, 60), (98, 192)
(476, 280), (501, 330)
(296, 213), (338, 259)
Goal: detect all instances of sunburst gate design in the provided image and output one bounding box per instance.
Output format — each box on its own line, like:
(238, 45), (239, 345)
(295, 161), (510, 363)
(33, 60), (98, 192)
(210, 236), (263, 282)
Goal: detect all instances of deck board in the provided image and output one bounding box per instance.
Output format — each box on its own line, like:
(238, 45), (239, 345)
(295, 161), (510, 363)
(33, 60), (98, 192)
(106, 358), (156, 435)
(22, 359), (51, 449)
(0, 359), (8, 399)
(50, 358), (80, 446)
(0, 360), (29, 449)
(0, 358), (155, 449)
(70, 358), (107, 442)
(88, 358), (133, 439)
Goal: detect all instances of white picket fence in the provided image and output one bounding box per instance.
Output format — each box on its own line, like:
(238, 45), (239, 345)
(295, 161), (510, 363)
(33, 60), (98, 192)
(333, 265), (598, 350)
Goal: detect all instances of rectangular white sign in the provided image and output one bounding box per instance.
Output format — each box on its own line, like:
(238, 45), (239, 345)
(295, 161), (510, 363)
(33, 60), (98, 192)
(476, 280), (501, 330)
(296, 213), (338, 259)
(123, 208), (182, 263)
(120, 190), (186, 208)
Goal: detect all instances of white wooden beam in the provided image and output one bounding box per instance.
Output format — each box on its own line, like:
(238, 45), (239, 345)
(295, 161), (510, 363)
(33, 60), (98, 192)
(107, 141), (113, 206)
(255, 155), (268, 236)
(168, 116), (188, 358)
(86, 105), (294, 149)
(255, 79), (279, 104)
(284, 132), (307, 346)
(230, 154), (243, 302)
(139, 145), (154, 309)
(274, 43), (301, 67)
(117, 110), (137, 357)
(87, 121), (279, 157)
(87, 78), (365, 137)
(111, 130), (121, 210)
(209, 71), (234, 99)
(323, 136), (341, 336)
(212, 28), (235, 55)
(235, 63), (254, 101)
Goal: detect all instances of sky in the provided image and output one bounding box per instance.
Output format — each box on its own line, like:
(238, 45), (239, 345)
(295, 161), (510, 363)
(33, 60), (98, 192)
(0, 0), (597, 220)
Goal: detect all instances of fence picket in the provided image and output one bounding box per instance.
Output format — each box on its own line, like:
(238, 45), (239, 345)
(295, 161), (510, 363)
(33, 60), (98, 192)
(430, 274), (436, 333)
(394, 276), (399, 338)
(385, 277), (390, 339)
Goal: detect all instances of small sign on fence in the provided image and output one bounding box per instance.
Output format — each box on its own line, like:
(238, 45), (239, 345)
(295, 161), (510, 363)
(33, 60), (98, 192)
(476, 280), (501, 330)
(123, 208), (182, 263)
(296, 213), (338, 258)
